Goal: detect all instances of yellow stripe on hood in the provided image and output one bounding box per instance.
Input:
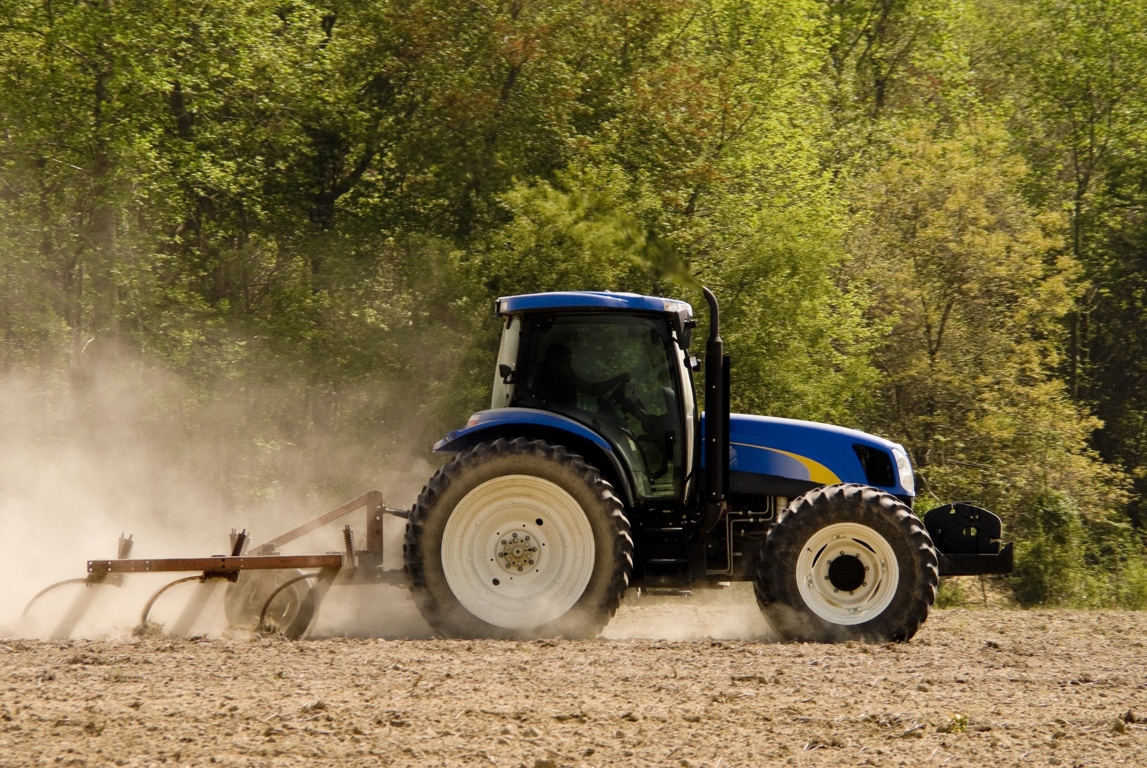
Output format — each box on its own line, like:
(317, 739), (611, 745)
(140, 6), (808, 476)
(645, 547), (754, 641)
(771, 447), (841, 484)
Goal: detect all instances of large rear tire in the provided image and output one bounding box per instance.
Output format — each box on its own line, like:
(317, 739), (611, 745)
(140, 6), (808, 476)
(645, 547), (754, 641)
(755, 483), (938, 643)
(404, 438), (633, 638)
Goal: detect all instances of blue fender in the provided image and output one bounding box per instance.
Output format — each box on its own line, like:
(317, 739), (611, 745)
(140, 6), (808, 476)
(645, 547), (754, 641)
(433, 408), (635, 505)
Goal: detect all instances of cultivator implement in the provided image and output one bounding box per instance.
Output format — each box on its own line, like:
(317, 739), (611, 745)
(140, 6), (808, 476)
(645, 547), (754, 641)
(24, 491), (410, 640)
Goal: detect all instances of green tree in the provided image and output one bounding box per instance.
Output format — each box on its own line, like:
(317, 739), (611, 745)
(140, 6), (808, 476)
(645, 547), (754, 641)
(994, 0), (1147, 398)
(507, 0), (882, 423)
(847, 118), (1133, 601)
(972, 0), (1147, 575)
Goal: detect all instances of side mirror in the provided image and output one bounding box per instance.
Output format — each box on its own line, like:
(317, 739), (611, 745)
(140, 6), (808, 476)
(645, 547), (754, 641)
(498, 363), (516, 384)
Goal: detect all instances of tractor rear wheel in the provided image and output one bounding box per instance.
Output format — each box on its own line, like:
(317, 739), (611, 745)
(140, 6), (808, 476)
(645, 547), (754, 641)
(404, 438), (633, 638)
(755, 483), (938, 642)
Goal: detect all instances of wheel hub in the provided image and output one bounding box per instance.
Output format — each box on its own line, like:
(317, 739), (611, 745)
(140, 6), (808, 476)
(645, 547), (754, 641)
(826, 553), (867, 593)
(496, 530), (540, 573)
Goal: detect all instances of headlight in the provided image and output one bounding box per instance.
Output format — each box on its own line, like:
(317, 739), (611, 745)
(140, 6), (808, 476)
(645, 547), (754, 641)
(892, 445), (915, 495)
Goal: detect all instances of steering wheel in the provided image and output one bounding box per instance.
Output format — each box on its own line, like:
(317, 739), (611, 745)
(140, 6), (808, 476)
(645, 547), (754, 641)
(606, 380), (638, 416)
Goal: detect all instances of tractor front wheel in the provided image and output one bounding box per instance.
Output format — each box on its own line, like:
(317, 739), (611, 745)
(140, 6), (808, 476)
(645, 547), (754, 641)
(404, 438), (633, 638)
(755, 483), (938, 642)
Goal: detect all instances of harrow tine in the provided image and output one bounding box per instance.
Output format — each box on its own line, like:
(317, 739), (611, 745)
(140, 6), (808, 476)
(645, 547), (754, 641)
(258, 571), (318, 638)
(26, 533), (137, 640)
(49, 584), (101, 641)
(22, 578), (88, 619)
(139, 575), (200, 628)
(22, 578), (99, 641)
(256, 566), (340, 639)
(170, 580), (225, 636)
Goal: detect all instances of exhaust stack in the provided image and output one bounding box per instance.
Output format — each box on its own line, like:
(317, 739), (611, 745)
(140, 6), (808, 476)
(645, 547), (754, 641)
(700, 287), (728, 532)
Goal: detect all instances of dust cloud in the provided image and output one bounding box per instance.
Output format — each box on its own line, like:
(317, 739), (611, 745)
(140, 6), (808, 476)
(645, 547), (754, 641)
(605, 584), (780, 642)
(0, 346), (435, 640)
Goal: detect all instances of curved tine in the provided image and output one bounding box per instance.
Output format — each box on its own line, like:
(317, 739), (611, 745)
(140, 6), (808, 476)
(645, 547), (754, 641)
(257, 572), (319, 635)
(139, 575), (202, 627)
(22, 578), (90, 618)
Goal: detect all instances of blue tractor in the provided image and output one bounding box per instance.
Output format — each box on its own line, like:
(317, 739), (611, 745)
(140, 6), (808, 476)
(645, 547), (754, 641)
(403, 289), (1012, 642)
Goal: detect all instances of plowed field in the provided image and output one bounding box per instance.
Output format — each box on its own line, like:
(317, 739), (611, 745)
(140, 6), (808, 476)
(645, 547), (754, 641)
(3, 596), (1145, 767)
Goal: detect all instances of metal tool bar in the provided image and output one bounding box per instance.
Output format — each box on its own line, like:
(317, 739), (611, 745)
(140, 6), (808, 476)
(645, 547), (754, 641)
(250, 491), (385, 554)
(87, 554), (344, 575)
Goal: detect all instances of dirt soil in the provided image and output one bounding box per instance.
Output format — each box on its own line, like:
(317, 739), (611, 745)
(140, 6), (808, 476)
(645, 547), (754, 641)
(2, 598), (1146, 768)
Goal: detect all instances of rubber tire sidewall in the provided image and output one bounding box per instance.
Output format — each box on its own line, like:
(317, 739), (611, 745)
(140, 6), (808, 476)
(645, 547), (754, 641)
(755, 483), (939, 643)
(404, 438), (632, 639)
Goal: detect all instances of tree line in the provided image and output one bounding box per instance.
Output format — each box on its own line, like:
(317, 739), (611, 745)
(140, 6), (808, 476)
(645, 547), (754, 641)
(2, 0), (1146, 606)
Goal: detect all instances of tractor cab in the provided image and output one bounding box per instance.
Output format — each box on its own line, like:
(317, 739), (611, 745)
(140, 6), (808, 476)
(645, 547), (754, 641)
(490, 293), (697, 502)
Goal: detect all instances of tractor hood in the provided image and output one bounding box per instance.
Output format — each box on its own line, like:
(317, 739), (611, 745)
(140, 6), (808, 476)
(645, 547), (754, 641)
(706, 413), (916, 500)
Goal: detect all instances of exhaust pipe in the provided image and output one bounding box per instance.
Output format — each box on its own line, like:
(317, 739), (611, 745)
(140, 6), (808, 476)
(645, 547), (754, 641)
(699, 287), (727, 532)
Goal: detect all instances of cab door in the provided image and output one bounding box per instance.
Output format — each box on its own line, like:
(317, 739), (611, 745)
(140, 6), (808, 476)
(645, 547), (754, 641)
(513, 313), (687, 500)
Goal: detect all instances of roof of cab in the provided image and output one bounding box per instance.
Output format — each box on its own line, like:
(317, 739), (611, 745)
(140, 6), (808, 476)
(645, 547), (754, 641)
(495, 291), (693, 317)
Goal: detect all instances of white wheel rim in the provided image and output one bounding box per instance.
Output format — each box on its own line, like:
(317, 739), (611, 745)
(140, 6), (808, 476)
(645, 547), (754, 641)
(795, 522), (899, 625)
(442, 475), (595, 629)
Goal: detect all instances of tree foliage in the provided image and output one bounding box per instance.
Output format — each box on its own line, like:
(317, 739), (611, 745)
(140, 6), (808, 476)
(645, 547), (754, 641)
(3, 0), (1147, 603)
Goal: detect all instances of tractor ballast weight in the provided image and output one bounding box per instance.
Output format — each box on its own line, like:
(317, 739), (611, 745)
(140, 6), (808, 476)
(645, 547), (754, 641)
(406, 288), (1012, 642)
